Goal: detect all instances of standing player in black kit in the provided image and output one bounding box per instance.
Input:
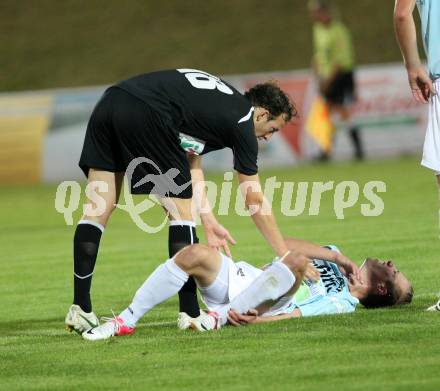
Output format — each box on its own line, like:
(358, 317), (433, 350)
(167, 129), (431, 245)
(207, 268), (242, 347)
(65, 68), (310, 333)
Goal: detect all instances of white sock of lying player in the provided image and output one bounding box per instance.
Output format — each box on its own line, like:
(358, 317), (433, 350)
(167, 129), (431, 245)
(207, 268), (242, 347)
(119, 259), (188, 327)
(217, 261), (296, 325)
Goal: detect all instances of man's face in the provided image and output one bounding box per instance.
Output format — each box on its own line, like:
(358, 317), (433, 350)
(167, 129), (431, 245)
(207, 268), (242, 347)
(360, 258), (412, 302)
(254, 109), (288, 141)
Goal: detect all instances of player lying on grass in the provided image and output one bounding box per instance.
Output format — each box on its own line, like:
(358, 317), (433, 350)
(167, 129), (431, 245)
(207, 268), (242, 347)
(227, 250), (413, 327)
(83, 238), (413, 340)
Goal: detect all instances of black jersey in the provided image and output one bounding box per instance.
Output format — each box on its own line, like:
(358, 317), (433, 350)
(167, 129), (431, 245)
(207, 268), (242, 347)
(115, 69), (258, 175)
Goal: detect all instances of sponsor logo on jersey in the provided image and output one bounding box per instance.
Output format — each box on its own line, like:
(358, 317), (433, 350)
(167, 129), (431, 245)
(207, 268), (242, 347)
(313, 260), (346, 294)
(179, 132), (206, 155)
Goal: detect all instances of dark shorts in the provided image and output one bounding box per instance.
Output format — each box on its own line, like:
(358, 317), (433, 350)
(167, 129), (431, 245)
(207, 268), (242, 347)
(324, 71), (355, 106)
(79, 87), (192, 198)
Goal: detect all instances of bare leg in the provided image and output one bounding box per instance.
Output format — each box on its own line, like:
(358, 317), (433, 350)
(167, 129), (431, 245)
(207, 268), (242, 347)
(437, 175), (440, 240)
(81, 169), (124, 226)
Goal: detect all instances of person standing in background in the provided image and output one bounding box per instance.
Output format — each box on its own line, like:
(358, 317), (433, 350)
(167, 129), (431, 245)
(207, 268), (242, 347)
(308, 0), (364, 161)
(394, 0), (438, 311)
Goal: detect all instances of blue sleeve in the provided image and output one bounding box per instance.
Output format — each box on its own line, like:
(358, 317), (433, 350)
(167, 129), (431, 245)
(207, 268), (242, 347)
(297, 296), (356, 317)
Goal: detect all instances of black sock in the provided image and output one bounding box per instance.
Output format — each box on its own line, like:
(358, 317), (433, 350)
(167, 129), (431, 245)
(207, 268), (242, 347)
(73, 222), (103, 313)
(349, 126), (364, 160)
(168, 222), (200, 317)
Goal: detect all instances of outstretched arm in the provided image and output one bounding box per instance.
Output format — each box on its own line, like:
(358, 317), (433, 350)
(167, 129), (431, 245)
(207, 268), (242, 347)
(236, 172), (291, 257)
(236, 172), (318, 277)
(394, 0), (435, 102)
(285, 237), (339, 261)
(228, 294), (356, 326)
(188, 154), (236, 256)
(227, 309), (301, 326)
(284, 237), (360, 281)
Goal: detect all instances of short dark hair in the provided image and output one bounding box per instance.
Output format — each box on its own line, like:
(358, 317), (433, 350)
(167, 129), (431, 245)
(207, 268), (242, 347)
(398, 285), (414, 305)
(244, 82), (297, 122)
(361, 281), (414, 309)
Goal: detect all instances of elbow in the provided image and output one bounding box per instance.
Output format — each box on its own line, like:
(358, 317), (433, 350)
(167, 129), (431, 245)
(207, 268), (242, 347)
(394, 9), (411, 23)
(394, 14), (407, 24)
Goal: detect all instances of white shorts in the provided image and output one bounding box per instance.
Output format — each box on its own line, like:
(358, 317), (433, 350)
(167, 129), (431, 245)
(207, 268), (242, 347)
(198, 253), (262, 313)
(421, 79), (440, 174)
(198, 253), (294, 316)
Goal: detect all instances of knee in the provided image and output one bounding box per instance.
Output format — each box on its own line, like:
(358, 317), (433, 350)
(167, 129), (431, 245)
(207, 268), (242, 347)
(99, 204), (116, 223)
(282, 252), (308, 280)
(83, 199), (116, 227)
(103, 200), (118, 217)
(174, 244), (210, 271)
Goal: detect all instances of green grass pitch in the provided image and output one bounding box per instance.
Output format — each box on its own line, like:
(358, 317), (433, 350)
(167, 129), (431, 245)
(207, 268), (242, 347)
(1, 156), (439, 390)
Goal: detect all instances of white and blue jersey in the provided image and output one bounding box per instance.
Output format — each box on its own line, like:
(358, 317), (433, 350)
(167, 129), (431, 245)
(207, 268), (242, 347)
(288, 259), (358, 317)
(264, 245), (359, 318)
(416, 0), (440, 80)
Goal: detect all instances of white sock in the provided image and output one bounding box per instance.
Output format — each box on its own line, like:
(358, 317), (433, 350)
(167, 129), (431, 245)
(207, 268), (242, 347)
(217, 262), (295, 325)
(119, 259), (188, 327)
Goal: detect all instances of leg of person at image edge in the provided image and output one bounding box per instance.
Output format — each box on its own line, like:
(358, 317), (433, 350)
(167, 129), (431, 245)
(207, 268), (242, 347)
(421, 80), (440, 311)
(426, 172), (440, 312)
(82, 248), (297, 341)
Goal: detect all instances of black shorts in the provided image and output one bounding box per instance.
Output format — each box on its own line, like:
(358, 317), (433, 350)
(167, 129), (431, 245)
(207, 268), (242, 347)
(324, 71), (355, 106)
(79, 87), (192, 198)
